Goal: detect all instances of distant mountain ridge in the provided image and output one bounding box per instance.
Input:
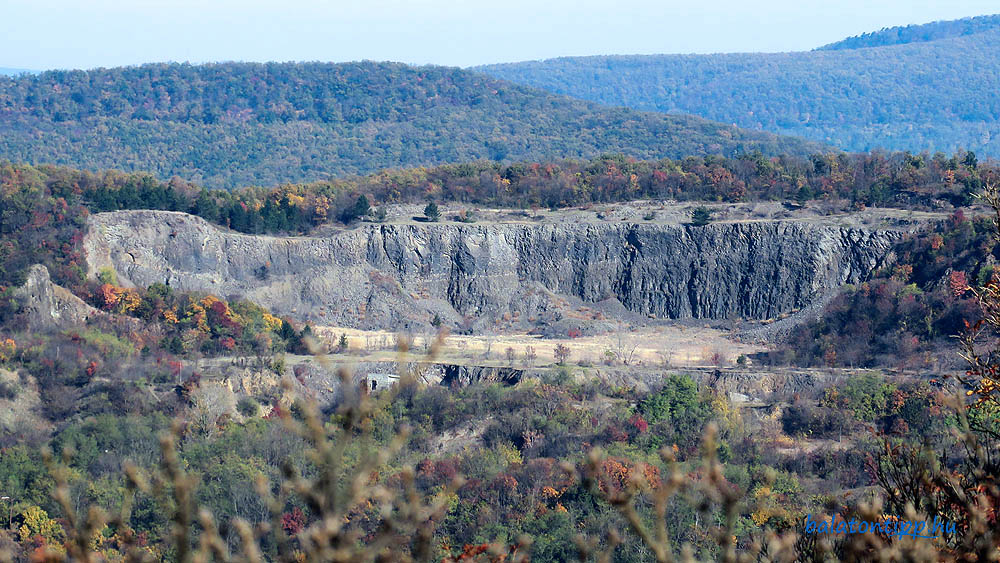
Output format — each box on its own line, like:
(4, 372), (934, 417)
(0, 67), (34, 76)
(0, 61), (821, 188)
(476, 17), (1000, 156)
(816, 13), (1000, 50)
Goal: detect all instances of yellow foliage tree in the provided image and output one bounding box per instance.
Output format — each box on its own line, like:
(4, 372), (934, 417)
(0, 338), (15, 362)
(18, 505), (66, 546)
(262, 311), (282, 332)
(115, 288), (141, 315)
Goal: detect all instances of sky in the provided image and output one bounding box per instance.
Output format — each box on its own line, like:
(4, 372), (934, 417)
(2, 0), (999, 70)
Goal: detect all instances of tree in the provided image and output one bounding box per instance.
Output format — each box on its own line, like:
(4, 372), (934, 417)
(964, 150), (978, 169)
(614, 327), (639, 365)
(191, 190), (220, 223)
(839, 373), (895, 421)
(640, 374), (710, 427)
(524, 345), (537, 366)
(189, 384), (236, 436)
(299, 325), (315, 353)
(424, 202), (440, 222)
(0, 338), (16, 364)
(97, 268), (118, 286)
(18, 505), (65, 546)
(554, 343), (571, 365)
(342, 195), (370, 223)
(690, 206), (712, 227)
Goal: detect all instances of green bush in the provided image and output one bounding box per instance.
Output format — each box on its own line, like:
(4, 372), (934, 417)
(236, 396), (259, 418)
(0, 378), (18, 400)
(424, 202), (440, 222)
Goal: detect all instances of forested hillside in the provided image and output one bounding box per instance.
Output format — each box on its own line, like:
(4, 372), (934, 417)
(0, 62), (821, 188)
(816, 14), (1000, 50)
(477, 21), (1000, 156)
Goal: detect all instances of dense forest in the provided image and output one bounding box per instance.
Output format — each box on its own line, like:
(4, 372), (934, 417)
(0, 62), (821, 188)
(477, 21), (1000, 156)
(816, 14), (1000, 50)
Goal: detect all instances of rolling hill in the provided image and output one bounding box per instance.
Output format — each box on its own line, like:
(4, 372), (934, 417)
(0, 67), (33, 76)
(0, 61), (821, 188)
(476, 16), (1000, 156)
(816, 13), (1000, 49)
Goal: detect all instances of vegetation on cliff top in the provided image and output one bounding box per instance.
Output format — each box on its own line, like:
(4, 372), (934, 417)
(1, 148), (989, 260)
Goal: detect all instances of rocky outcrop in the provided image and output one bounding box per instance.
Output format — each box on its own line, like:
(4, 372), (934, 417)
(13, 264), (100, 331)
(440, 365), (523, 386)
(84, 210), (901, 330)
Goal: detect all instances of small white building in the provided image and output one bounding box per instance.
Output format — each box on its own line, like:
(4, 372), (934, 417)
(362, 372), (399, 393)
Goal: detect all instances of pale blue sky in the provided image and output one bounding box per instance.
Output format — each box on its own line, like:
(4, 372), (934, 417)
(3, 0), (998, 70)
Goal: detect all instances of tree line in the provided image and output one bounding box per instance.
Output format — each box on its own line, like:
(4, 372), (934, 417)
(3, 148), (990, 245)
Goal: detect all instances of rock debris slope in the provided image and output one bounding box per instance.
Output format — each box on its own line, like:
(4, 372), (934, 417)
(84, 210), (900, 330)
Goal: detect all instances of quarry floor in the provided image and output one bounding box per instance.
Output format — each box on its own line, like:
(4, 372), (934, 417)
(311, 323), (763, 368)
(312, 199), (952, 234)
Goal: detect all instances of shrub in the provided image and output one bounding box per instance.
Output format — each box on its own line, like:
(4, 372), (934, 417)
(424, 202), (440, 222)
(236, 396), (259, 418)
(0, 378), (17, 400)
(545, 366), (573, 386)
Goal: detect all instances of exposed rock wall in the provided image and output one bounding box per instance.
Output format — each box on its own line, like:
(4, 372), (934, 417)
(440, 365), (523, 386)
(14, 264), (100, 331)
(84, 211), (900, 330)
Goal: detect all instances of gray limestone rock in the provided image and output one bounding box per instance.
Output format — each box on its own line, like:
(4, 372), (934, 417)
(84, 210), (902, 331)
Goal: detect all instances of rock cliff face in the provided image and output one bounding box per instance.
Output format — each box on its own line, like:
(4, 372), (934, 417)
(14, 265), (101, 332)
(84, 210), (900, 330)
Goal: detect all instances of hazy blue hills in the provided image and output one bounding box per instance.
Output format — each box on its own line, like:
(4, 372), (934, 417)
(476, 18), (1000, 156)
(0, 61), (822, 188)
(816, 14), (1000, 50)
(0, 67), (34, 76)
